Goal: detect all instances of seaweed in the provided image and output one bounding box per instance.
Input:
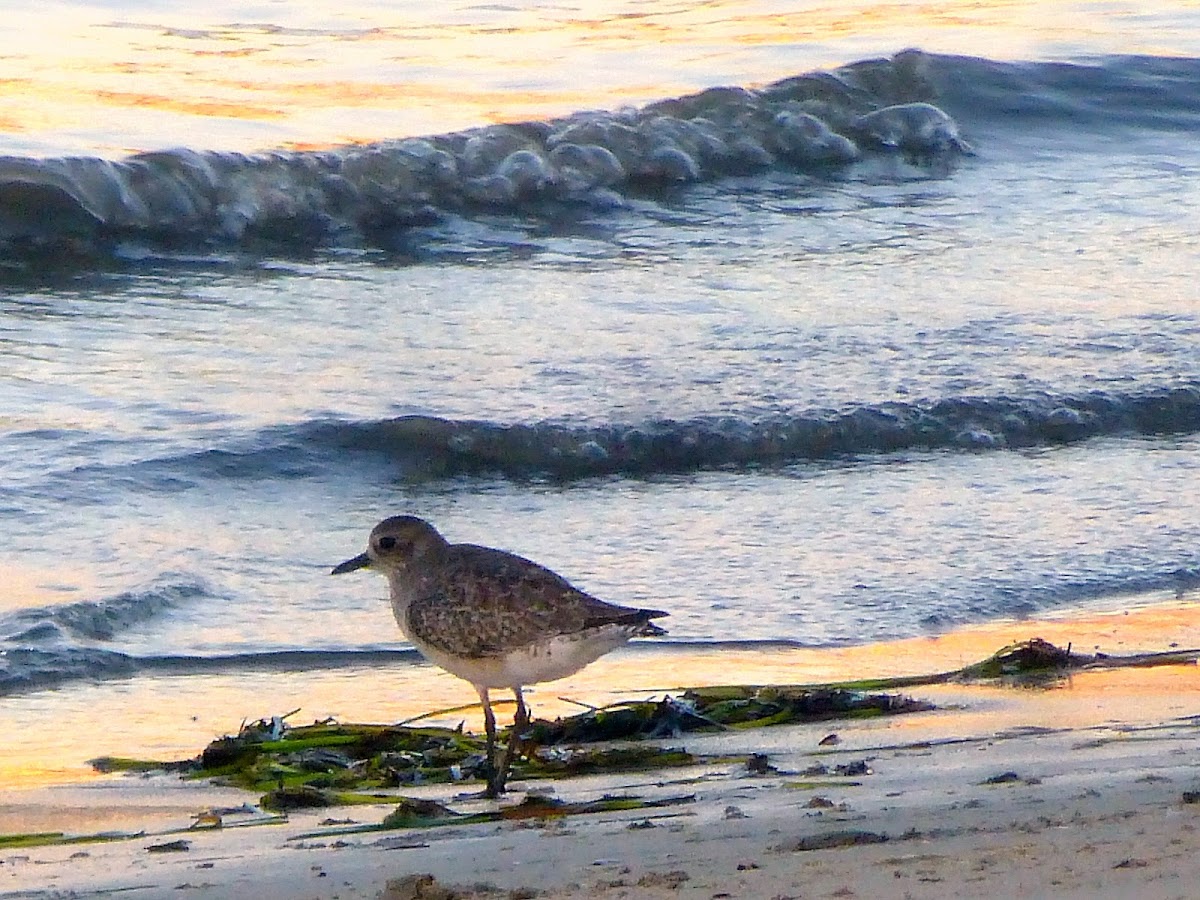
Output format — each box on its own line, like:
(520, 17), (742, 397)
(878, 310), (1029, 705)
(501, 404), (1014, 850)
(0, 831), (70, 849)
(524, 689), (931, 744)
(955, 637), (1076, 681)
(293, 792), (699, 838)
(87, 684), (929, 803)
(7, 637), (1191, 852)
(83, 639), (1200, 809)
(89, 756), (194, 775)
(944, 637), (1200, 686)
(531, 744), (695, 776)
(0, 830), (145, 849)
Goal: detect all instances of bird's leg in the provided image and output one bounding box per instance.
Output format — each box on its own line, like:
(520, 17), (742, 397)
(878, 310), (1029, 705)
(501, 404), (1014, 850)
(509, 685), (529, 760)
(475, 686), (498, 793)
(484, 686), (529, 798)
(489, 686), (529, 798)
(513, 686), (529, 732)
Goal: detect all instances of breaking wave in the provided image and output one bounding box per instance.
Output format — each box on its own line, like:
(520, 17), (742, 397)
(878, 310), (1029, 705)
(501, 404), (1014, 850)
(0, 49), (1019, 259)
(39, 384), (1200, 489)
(296, 383), (1200, 480)
(1, 579), (210, 644)
(53, 383), (1200, 487)
(6, 49), (1196, 265)
(0, 645), (421, 698)
(3, 571), (1198, 698)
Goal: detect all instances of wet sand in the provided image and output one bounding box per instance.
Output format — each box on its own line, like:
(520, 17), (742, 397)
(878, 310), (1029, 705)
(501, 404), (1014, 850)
(4, 600), (1200, 899)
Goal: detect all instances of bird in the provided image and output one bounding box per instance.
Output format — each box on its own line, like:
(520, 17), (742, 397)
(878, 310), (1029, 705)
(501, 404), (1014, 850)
(331, 514), (668, 797)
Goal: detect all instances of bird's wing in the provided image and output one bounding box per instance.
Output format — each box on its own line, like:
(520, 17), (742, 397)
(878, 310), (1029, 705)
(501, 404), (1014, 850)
(407, 544), (662, 657)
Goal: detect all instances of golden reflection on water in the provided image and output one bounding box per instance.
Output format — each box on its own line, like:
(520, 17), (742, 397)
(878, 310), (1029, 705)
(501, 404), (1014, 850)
(92, 90), (285, 122)
(0, 566), (99, 611)
(3, 597), (1199, 793)
(1, 1), (1194, 155)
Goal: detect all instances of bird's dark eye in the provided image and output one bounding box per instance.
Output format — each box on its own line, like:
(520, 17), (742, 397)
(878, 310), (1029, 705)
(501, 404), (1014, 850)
(377, 536), (397, 551)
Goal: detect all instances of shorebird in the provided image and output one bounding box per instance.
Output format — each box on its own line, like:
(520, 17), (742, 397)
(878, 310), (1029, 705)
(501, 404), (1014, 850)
(331, 515), (668, 797)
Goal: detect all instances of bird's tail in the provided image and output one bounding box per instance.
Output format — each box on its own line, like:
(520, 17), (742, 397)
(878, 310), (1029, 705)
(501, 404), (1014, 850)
(636, 619), (668, 638)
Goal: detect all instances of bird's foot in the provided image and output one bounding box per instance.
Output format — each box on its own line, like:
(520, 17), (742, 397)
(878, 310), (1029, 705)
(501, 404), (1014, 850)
(483, 780), (505, 800)
(464, 757), (507, 799)
(455, 785), (505, 801)
(486, 753), (512, 798)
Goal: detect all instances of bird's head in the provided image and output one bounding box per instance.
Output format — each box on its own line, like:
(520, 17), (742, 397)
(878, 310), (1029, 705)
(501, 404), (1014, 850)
(331, 515), (448, 577)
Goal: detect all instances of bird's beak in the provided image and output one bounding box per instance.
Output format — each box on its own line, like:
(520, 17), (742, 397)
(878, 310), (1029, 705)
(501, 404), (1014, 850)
(331, 552), (372, 575)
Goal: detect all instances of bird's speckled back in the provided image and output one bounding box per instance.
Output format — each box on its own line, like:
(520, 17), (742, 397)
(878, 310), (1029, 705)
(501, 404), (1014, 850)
(403, 542), (666, 657)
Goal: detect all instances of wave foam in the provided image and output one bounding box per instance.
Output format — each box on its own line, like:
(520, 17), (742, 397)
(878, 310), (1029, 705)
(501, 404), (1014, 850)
(1, 578), (210, 644)
(0, 50), (966, 257)
(302, 384), (1200, 480)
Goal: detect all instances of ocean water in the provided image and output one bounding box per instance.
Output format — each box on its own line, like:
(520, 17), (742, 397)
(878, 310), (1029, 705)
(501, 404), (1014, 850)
(3, 1), (1200, 785)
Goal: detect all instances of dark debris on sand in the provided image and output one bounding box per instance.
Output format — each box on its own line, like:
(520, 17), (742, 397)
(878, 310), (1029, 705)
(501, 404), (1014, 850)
(85, 639), (1200, 812)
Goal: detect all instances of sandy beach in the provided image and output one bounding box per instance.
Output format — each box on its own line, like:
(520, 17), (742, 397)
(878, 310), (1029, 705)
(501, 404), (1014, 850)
(5, 603), (1200, 900)
(5, 4), (1200, 897)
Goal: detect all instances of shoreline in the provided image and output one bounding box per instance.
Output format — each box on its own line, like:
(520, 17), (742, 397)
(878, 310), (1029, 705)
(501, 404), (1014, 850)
(4, 593), (1199, 792)
(4, 664), (1200, 898)
(4, 596), (1200, 897)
